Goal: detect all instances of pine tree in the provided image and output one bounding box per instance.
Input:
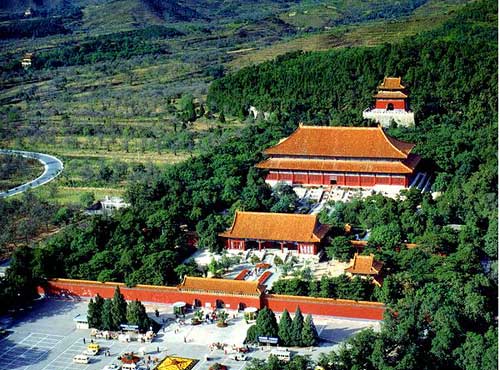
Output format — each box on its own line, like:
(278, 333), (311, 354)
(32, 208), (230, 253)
(290, 306), (304, 346)
(126, 300), (151, 332)
(87, 294), (105, 329)
(255, 307), (278, 339)
(101, 299), (114, 331)
(301, 314), (318, 347)
(136, 301), (151, 332)
(111, 286), (127, 330)
(126, 300), (140, 326)
(278, 309), (293, 346)
(87, 298), (96, 328)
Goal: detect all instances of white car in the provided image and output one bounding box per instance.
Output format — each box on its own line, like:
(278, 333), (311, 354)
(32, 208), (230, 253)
(102, 364), (121, 370)
(233, 354), (247, 361)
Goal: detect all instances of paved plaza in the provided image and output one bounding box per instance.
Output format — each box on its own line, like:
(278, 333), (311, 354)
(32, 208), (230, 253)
(0, 299), (380, 369)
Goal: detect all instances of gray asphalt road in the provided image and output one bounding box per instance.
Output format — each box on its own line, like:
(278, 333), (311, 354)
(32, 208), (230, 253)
(0, 149), (64, 199)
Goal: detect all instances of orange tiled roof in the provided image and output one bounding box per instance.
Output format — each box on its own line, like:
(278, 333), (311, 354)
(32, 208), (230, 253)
(374, 91), (408, 99)
(345, 254), (383, 275)
(263, 125), (415, 159)
(178, 276), (264, 296)
(256, 153), (421, 174)
(219, 211), (330, 243)
(378, 77), (405, 90)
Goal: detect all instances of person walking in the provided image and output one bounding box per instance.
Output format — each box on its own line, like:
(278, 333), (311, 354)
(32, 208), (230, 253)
(83, 338), (86, 344)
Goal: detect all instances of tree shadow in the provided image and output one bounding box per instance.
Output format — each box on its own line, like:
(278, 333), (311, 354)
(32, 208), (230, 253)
(0, 336), (50, 369)
(317, 326), (365, 345)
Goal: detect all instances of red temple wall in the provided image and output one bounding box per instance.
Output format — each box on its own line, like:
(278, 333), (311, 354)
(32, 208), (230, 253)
(375, 175), (391, 185)
(309, 173), (323, 184)
(263, 294), (384, 320)
(227, 239), (245, 250)
(345, 174), (361, 186)
(38, 279), (261, 310)
(37, 279), (385, 320)
(266, 171), (411, 188)
(360, 175), (376, 187)
(375, 99), (406, 110)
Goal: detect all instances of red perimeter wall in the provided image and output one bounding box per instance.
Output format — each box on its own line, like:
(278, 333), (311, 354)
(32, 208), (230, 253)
(263, 294), (384, 320)
(38, 279), (385, 320)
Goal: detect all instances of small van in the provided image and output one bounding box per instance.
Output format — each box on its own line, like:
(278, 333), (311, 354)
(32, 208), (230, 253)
(232, 353), (247, 361)
(270, 349), (291, 362)
(122, 364), (137, 370)
(86, 343), (100, 355)
(73, 354), (90, 364)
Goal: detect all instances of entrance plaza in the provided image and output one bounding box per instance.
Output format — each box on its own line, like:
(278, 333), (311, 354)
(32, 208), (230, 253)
(0, 298), (380, 370)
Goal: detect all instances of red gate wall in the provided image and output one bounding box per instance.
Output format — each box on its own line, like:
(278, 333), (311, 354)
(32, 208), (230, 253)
(38, 279), (261, 310)
(38, 279), (385, 320)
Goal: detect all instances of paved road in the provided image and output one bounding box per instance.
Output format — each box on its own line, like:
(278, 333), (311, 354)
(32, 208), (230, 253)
(0, 149), (64, 199)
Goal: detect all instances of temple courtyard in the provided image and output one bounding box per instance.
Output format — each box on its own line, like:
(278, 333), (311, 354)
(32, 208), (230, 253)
(0, 298), (380, 370)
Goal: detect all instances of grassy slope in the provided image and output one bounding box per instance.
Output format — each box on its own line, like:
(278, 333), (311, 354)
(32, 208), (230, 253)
(0, 0), (473, 206)
(229, 0), (470, 70)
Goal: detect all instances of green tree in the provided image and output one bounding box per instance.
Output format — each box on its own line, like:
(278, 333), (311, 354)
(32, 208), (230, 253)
(290, 307), (304, 346)
(369, 222), (402, 249)
(179, 93), (196, 123)
(255, 307), (278, 339)
(301, 314), (318, 347)
(79, 192), (95, 207)
(326, 236), (353, 262)
(245, 324), (259, 344)
(278, 309), (292, 346)
(455, 328), (497, 370)
(4, 246), (37, 307)
(101, 298), (114, 331)
(111, 286), (127, 330)
(52, 207), (73, 225)
(87, 294), (104, 329)
(126, 299), (150, 332)
(270, 183), (298, 213)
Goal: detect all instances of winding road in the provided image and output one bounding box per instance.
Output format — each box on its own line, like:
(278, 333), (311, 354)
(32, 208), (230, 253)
(0, 149), (64, 199)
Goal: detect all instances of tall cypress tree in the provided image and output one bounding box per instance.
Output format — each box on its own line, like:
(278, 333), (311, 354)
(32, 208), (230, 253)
(290, 306), (304, 346)
(101, 298), (114, 331)
(301, 314), (318, 347)
(278, 309), (293, 346)
(87, 294), (105, 329)
(87, 298), (96, 328)
(126, 300), (151, 332)
(111, 286), (127, 330)
(255, 307), (278, 339)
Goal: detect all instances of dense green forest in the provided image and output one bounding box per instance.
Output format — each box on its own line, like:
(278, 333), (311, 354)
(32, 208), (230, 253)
(32, 26), (184, 69)
(0, 0), (497, 369)
(0, 17), (70, 39)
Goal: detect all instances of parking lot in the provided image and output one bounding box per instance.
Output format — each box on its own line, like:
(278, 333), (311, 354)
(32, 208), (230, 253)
(0, 299), (380, 369)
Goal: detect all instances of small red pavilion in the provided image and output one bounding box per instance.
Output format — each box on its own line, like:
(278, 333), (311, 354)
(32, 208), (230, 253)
(256, 124), (420, 188)
(373, 77), (408, 110)
(219, 211), (330, 255)
(363, 77), (415, 127)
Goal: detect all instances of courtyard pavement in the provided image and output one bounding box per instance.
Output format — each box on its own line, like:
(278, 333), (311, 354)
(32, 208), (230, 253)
(0, 298), (380, 370)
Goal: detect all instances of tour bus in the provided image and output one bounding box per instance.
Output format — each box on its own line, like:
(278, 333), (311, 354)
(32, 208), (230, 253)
(73, 354), (90, 364)
(270, 348), (291, 362)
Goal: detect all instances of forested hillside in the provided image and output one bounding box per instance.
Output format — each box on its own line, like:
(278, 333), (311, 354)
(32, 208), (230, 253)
(210, 1), (498, 369)
(0, 1), (497, 368)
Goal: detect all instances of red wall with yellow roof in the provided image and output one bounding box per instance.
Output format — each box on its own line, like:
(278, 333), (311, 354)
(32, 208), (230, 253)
(38, 278), (384, 320)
